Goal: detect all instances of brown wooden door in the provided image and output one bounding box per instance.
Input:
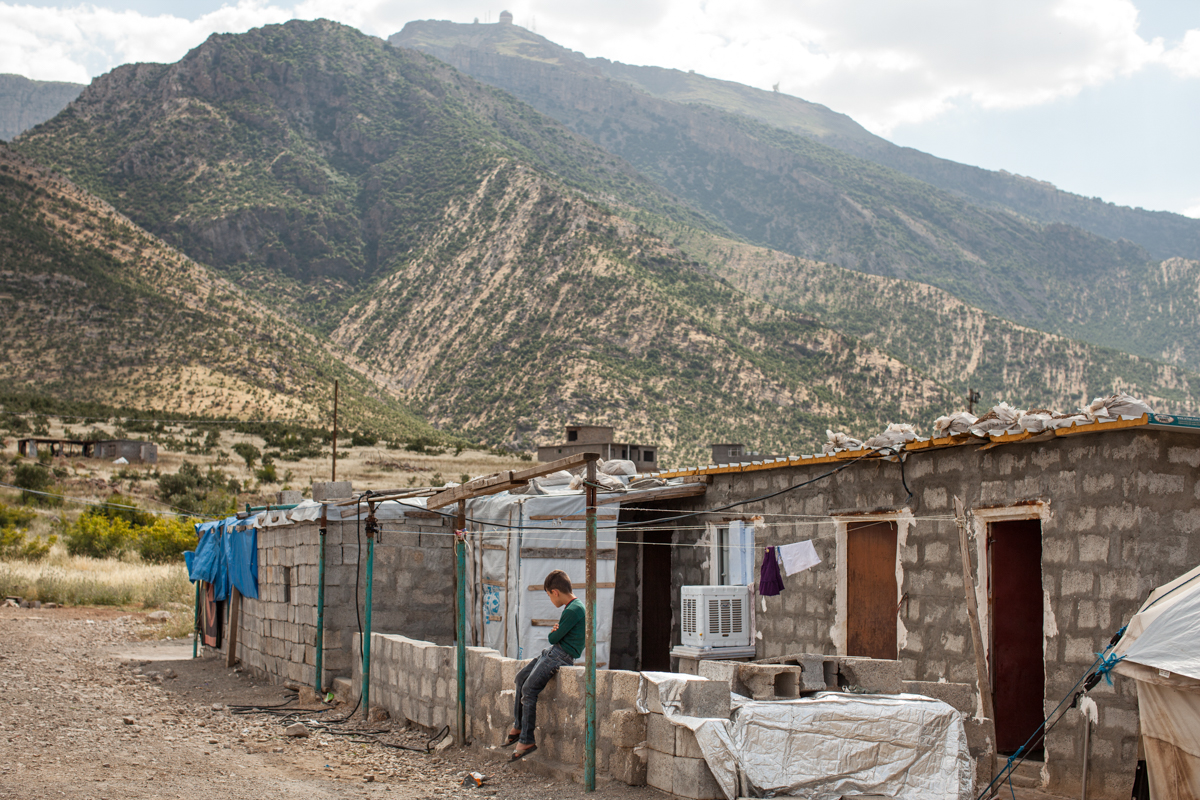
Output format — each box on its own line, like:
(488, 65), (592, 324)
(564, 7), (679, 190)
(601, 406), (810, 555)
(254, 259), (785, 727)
(846, 521), (898, 659)
(989, 519), (1045, 755)
(641, 530), (673, 671)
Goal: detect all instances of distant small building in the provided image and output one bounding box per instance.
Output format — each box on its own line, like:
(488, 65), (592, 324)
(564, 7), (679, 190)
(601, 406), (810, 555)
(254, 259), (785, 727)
(16, 437), (156, 463)
(498, 9), (513, 24)
(709, 443), (783, 465)
(537, 425), (659, 472)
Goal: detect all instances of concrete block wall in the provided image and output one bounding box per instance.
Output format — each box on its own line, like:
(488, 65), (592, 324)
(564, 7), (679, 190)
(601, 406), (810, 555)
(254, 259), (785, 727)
(349, 632), (743, 788)
(222, 513), (456, 688)
(658, 428), (1200, 799)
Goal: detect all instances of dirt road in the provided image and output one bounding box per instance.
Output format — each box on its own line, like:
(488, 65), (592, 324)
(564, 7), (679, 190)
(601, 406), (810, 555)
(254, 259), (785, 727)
(0, 607), (657, 800)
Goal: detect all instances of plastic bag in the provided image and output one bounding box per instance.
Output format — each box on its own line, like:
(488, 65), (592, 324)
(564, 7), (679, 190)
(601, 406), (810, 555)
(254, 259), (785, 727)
(1083, 392), (1154, 421)
(600, 459), (638, 476)
(969, 402), (1024, 436)
(933, 411), (977, 437)
(822, 430), (863, 454)
(864, 423), (918, 451)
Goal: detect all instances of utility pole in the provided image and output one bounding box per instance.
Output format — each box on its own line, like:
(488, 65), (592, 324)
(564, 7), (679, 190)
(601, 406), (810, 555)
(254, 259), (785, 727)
(331, 379), (339, 481)
(967, 387), (981, 415)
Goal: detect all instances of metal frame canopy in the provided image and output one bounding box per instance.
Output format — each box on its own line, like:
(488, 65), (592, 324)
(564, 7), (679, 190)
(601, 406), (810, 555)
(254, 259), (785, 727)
(428, 453), (603, 791)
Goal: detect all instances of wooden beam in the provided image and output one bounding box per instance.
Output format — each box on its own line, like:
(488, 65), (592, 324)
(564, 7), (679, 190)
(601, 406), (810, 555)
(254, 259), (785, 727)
(596, 482), (708, 505)
(427, 452), (600, 509)
(527, 513), (617, 521)
(520, 547), (616, 560)
(528, 583), (614, 591)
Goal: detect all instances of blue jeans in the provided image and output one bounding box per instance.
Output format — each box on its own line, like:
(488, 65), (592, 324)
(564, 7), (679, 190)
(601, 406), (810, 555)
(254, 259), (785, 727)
(513, 645), (574, 745)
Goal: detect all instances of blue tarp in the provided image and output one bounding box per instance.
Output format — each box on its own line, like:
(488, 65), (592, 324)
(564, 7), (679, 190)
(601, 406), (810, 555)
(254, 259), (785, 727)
(184, 516), (257, 600)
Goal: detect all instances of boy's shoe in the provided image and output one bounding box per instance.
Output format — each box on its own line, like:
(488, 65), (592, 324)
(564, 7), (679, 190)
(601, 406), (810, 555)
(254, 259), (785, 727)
(509, 744), (537, 762)
(503, 731), (520, 747)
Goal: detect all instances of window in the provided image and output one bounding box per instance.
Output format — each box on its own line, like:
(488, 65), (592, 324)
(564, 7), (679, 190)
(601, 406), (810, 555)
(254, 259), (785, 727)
(621, 448), (628, 459)
(644, 450), (655, 462)
(729, 445), (742, 459)
(567, 430), (579, 441)
(710, 521), (755, 585)
(282, 566), (292, 604)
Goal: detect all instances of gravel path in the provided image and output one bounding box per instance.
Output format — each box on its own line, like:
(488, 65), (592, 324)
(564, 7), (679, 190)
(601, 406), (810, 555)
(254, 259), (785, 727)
(0, 607), (660, 800)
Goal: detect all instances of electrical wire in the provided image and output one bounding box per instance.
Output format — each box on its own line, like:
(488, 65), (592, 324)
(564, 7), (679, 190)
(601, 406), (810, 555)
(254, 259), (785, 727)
(0, 481), (223, 520)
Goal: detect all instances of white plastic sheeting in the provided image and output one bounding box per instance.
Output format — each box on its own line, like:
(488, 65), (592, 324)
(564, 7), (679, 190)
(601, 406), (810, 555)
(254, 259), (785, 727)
(1114, 564), (1200, 799)
(642, 674), (972, 800)
(466, 492), (618, 664)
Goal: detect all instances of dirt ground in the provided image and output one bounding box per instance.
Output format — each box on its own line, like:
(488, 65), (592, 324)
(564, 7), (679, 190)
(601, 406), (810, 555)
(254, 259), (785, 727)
(0, 607), (661, 800)
(0, 606), (1072, 800)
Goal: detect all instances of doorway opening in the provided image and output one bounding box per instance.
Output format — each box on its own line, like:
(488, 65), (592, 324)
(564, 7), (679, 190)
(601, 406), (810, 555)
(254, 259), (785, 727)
(640, 529), (673, 671)
(989, 518), (1045, 759)
(846, 520), (898, 659)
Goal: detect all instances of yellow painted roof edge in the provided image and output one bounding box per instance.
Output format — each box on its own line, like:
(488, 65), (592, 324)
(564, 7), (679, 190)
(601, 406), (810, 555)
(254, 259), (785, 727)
(644, 414), (1153, 480)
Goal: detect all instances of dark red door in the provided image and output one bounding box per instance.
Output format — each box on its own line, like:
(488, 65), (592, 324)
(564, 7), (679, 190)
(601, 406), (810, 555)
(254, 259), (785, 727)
(990, 519), (1044, 755)
(846, 521), (898, 659)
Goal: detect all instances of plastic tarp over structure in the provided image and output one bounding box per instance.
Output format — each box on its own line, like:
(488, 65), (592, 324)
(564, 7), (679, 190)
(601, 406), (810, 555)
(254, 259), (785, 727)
(1114, 564), (1200, 799)
(645, 674), (973, 800)
(465, 492), (618, 665)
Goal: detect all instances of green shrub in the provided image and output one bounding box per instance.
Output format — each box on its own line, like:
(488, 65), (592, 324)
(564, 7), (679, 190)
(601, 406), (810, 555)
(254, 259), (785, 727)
(137, 517), (198, 564)
(63, 513), (135, 558)
(12, 463), (59, 506)
(0, 502), (36, 529)
(255, 462), (278, 483)
(0, 527), (56, 561)
(157, 462), (237, 516)
(232, 442), (260, 469)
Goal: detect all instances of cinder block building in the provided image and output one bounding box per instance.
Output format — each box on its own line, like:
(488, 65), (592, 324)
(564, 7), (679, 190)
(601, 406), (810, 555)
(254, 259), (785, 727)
(635, 413), (1200, 799)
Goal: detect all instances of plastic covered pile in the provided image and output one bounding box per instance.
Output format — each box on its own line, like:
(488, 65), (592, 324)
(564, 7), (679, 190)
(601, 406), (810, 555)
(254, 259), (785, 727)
(822, 430), (863, 454)
(864, 422), (918, 451)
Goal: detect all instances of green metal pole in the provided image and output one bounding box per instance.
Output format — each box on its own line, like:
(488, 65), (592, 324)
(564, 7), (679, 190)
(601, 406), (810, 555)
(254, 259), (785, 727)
(584, 457), (598, 792)
(361, 503), (376, 717)
(315, 506), (327, 696)
(193, 580), (200, 658)
(455, 506), (467, 745)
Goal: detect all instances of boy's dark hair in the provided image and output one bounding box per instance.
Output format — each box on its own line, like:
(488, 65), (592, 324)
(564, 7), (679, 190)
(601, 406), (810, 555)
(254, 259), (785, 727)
(544, 570), (573, 595)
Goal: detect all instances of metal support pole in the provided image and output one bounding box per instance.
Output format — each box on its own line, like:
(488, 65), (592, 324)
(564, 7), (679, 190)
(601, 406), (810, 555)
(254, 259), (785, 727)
(331, 379), (339, 482)
(315, 506), (327, 695)
(584, 459), (598, 792)
(193, 580), (200, 658)
(361, 502), (377, 717)
(455, 515), (468, 746)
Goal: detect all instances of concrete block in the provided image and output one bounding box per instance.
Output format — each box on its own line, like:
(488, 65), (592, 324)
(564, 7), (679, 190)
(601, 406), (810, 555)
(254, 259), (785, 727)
(609, 670), (641, 711)
(647, 712), (675, 754)
(610, 745), (648, 786)
(312, 481), (352, 501)
(737, 664), (802, 700)
(276, 489), (303, 505)
(609, 708), (647, 748)
(697, 660), (750, 697)
(903, 681), (975, 714)
(650, 751), (722, 800)
(838, 657), (903, 694)
(647, 747), (673, 793)
(679, 679), (731, 719)
(964, 717), (996, 755)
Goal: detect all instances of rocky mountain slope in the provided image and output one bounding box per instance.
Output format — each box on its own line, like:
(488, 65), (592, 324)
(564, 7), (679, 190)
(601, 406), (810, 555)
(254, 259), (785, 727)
(392, 20), (1200, 262)
(391, 21), (1200, 372)
(0, 74), (84, 143)
(9, 20), (1200, 464)
(0, 142), (439, 442)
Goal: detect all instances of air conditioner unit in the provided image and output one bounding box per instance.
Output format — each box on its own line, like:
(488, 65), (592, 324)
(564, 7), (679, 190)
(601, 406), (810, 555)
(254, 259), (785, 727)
(680, 585), (751, 648)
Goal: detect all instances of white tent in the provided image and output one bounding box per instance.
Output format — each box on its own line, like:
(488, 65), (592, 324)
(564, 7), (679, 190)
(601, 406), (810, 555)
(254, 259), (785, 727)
(1113, 563), (1200, 799)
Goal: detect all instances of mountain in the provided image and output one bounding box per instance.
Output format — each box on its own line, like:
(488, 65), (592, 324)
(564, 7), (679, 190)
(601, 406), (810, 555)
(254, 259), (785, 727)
(390, 21), (1200, 373)
(0, 142), (441, 442)
(0, 74), (84, 142)
(9, 19), (1200, 464)
(391, 21), (1200, 262)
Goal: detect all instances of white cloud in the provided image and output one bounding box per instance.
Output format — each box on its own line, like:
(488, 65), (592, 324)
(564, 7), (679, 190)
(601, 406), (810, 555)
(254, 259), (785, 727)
(0, 0), (1196, 138)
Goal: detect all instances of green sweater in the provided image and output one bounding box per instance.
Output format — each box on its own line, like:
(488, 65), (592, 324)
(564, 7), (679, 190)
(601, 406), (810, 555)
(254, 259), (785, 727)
(548, 598), (585, 659)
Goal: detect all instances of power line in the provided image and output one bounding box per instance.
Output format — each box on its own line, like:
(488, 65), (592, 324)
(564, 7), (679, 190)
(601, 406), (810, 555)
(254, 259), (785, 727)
(0, 481), (219, 521)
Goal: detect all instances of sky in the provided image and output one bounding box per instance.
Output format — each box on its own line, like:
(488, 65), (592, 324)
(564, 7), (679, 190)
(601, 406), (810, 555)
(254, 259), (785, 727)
(2, 0), (1197, 217)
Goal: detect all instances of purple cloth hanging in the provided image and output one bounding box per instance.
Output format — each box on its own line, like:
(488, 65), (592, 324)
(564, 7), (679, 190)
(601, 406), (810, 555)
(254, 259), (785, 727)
(759, 546), (785, 596)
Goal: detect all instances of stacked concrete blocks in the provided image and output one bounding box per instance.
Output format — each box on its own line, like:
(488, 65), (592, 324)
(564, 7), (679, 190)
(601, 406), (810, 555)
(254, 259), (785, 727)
(645, 713), (723, 799)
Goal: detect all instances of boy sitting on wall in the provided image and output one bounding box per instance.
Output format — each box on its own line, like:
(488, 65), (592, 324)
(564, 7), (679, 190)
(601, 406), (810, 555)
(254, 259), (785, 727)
(507, 569), (585, 761)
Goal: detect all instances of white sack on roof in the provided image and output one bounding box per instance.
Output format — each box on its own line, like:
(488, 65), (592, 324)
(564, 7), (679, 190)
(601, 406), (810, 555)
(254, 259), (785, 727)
(288, 499), (323, 522)
(1017, 410), (1054, 433)
(1048, 413), (1089, 430)
(933, 411), (977, 437)
(600, 459), (637, 476)
(969, 402), (1023, 436)
(568, 472), (625, 492)
(823, 430), (862, 454)
(1084, 392), (1154, 421)
(864, 422), (918, 451)
(1113, 564), (1200, 800)
(540, 470), (573, 486)
(643, 673), (972, 800)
